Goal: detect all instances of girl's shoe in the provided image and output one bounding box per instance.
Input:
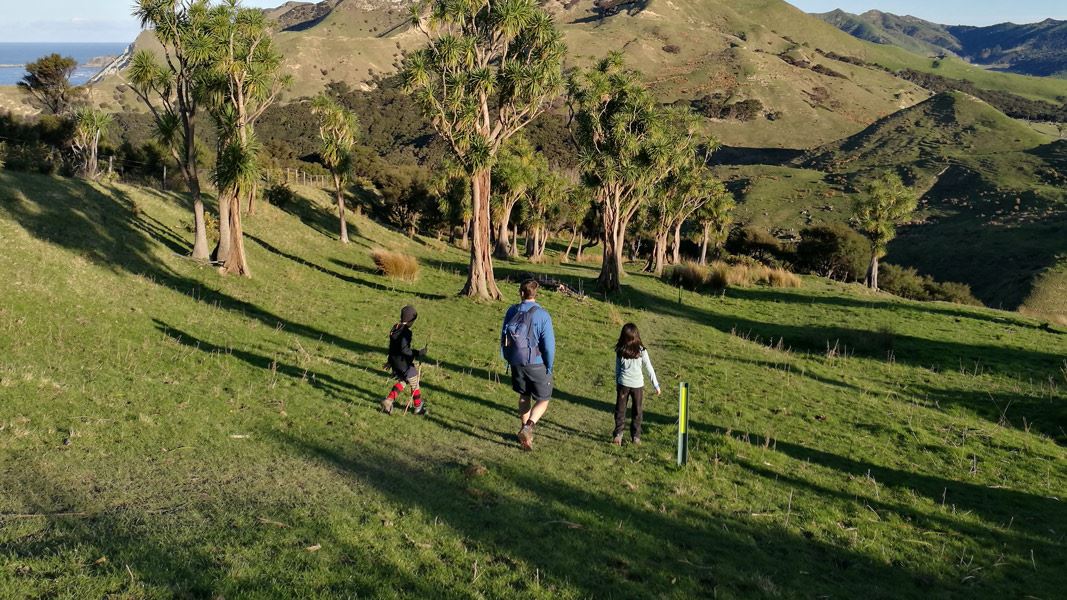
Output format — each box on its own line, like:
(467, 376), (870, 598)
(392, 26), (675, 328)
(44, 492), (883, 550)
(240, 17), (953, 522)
(611, 435), (623, 446)
(631, 437), (641, 446)
(380, 398), (394, 415)
(413, 405), (428, 416)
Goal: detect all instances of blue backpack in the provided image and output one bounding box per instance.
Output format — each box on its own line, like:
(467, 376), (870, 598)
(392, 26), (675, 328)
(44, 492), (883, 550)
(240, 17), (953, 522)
(503, 305), (541, 366)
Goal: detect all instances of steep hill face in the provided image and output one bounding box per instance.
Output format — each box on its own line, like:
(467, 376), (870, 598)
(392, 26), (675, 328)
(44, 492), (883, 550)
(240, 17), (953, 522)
(93, 0), (1067, 146)
(798, 92), (1067, 309)
(816, 9), (960, 57)
(817, 10), (1067, 78)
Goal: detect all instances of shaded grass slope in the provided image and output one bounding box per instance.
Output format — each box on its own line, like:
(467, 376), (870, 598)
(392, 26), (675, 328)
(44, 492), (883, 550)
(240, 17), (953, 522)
(0, 171), (1065, 598)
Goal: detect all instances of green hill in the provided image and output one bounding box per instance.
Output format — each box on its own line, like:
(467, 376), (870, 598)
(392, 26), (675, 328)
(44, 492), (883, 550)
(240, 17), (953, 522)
(798, 92), (1067, 311)
(817, 10), (1067, 79)
(1, 171), (1065, 597)
(815, 9), (961, 57)
(717, 93), (1067, 312)
(85, 0), (1067, 149)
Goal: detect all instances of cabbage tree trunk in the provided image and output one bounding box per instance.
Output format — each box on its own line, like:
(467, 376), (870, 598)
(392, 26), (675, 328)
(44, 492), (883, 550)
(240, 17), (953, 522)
(699, 222), (710, 265)
(461, 169), (501, 300)
(334, 173), (349, 244)
(866, 254), (880, 290)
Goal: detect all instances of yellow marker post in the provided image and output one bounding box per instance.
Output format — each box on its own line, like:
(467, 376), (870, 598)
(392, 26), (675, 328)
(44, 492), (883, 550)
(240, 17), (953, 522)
(677, 382), (690, 466)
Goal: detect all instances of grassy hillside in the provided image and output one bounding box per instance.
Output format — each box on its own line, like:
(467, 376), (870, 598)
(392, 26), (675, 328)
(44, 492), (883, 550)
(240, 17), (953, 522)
(815, 9), (960, 57)
(76, 0), (1067, 149)
(1, 171), (1065, 597)
(817, 10), (1067, 79)
(723, 92), (1067, 312)
(791, 92), (1067, 310)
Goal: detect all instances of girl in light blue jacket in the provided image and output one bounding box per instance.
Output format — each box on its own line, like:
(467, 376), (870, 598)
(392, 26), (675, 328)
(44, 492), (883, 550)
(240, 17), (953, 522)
(613, 323), (660, 445)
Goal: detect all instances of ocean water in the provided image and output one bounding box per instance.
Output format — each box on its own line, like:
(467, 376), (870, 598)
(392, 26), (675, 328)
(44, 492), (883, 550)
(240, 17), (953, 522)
(0, 42), (128, 87)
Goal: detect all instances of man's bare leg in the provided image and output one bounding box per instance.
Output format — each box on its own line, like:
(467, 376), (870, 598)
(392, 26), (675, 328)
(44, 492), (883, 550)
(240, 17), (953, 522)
(528, 400), (550, 424)
(518, 395), (532, 425)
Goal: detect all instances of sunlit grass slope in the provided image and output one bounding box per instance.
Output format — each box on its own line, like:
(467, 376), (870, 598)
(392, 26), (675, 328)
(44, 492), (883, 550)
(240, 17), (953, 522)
(0, 171), (1065, 598)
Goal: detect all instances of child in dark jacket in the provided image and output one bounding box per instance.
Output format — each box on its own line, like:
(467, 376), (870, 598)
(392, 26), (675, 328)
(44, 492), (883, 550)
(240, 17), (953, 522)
(381, 305), (428, 415)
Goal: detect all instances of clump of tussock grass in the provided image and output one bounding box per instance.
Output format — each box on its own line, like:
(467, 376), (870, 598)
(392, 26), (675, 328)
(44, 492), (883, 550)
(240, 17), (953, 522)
(673, 261), (802, 290)
(664, 262), (710, 290)
(764, 267), (801, 288)
(371, 248), (419, 281)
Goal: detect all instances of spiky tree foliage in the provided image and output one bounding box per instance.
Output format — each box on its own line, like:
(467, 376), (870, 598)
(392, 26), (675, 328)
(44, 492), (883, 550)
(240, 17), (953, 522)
(129, 0), (216, 260)
(524, 168), (569, 261)
(70, 108), (113, 180)
(17, 53), (78, 115)
(857, 171), (919, 290)
(402, 0), (566, 299)
(491, 135), (539, 258)
(567, 53), (697, 292)
(204, 0), (290, 277)
(311, 94), (360, 244)
(696, 186), (735, 265)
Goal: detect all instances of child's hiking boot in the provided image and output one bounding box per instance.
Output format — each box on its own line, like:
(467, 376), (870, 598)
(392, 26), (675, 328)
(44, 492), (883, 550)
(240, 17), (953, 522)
(517, 424), (534, 451)
(413, 405), (428, 416)
(611, 434), (623, 446)
(380, 398), (394, 415)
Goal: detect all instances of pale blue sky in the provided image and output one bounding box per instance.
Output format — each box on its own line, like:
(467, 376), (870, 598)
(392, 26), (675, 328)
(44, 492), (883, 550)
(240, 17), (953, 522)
(1, 1), (1064, 42)
(0, 0), (279, 43)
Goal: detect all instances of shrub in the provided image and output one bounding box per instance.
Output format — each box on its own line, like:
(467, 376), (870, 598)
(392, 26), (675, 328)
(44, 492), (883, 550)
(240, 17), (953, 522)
(879, 264), (926, 299)
(796, 224), (869, 282)
(265, 183), (296, 207)
(880, 264), (982, 306)
(727, 227), (782, 265)
(664, 262), (709, 290)
(925, 281), (982, 306)
(662, 44), (682, 54)
(371, 249), (419, 281)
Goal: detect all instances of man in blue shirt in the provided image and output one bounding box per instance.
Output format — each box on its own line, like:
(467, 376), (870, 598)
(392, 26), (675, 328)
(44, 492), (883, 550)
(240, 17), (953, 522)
(501, 279), (556, 451)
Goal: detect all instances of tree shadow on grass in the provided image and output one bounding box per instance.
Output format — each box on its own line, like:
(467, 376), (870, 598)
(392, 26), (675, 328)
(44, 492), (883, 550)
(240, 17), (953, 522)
(153, 320), (380, 405)
(723, 286), (1045, 331)
(270, 430), (954, 598)
(1, 463), (444, 597)
(247, 234), (447, 301)
(903, 382), (1067, 445)
(707, 424), (1067, 559)
(610, 285), (1067, 437)
(273, 191), (343, 241)
(1, 465), (227, 598)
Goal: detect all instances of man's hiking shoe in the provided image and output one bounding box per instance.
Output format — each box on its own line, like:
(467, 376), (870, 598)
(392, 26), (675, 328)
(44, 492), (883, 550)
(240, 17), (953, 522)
(413, 405), (428, 416)
(517, 424), (534, 451)
(380, 398), (394, 415)
(611, 435), (623, 446)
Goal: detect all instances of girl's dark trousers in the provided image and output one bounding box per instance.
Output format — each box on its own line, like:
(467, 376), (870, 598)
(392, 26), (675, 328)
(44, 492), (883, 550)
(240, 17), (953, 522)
(614, 384), (645, 439)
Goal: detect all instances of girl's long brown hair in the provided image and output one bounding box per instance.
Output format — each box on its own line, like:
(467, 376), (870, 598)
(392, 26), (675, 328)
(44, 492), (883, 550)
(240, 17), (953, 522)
(615, 323), (644, 359)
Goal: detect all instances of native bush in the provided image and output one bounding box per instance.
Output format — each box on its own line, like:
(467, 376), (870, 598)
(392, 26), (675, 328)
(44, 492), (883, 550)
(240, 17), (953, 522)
(796, 223), (869, 282)
(265, 183), (296, 208)
(728, 226), (784, 265)
(880, 264), (982, 306)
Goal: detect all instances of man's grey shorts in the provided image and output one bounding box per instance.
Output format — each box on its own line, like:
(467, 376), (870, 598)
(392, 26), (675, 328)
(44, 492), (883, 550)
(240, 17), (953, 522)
(511, 363), (553, 401)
